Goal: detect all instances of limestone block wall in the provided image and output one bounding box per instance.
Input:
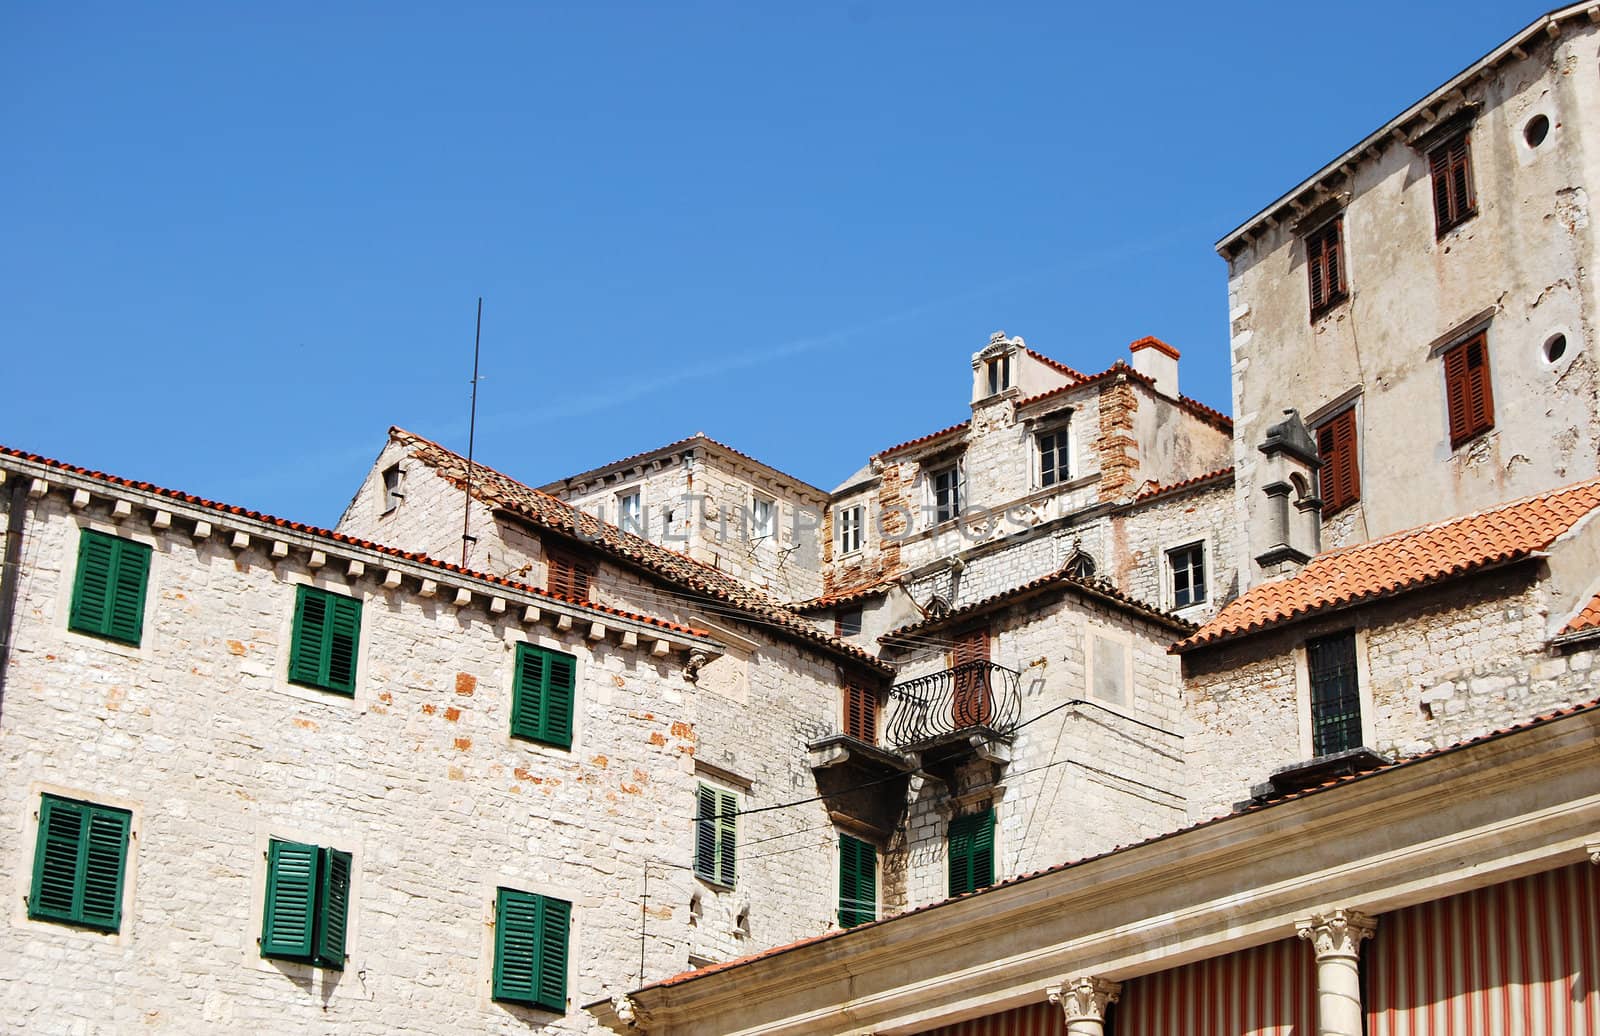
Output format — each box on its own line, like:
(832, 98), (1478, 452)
(885, 595), (1188, 912)
(1225, 22), (1600, 583)
(0, 485), (840, 1034)
(1180, 564), (1599, 821)
(1110, 480), (1238, 622)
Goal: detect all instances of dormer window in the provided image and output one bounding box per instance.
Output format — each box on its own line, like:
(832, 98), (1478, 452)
(986, 355), (1012, 395)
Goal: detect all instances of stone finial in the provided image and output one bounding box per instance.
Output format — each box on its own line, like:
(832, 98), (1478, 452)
(1046, 976), (1121, 1022)
(1296, 909), (1377, 958)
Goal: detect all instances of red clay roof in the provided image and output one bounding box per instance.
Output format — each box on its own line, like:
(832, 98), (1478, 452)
(540, 432), (825, 498)
(1129, 335), (1180, 361)
(882, 566), (1194, 642)
(626, 692), (1600, 995)
(0, 444), (709, 638)
(1560, 593), (1600, 637)
(872, 420), (970, 461)
(1132, 467), (1235, 504)
(1014, 360), (1233, 433)
(390, 428), (893, 674)
(792, 580), (896, 613)
(1021, 346), (1088, 382)
(1177, 477), (1600, 651)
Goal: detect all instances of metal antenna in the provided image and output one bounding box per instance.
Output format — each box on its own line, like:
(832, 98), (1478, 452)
(461, 297), (483, 569)
(639, 860), (649, 984)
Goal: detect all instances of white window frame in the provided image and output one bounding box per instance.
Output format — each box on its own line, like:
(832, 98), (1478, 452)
(986, 355), (1012, 395)
(929, 462), (965, 525)
(1036, 425), (1071, 488)
(1293, 629), (1376, 759)
(1164, 539), (1208, 611)
(617, 488), (644, 537)
(750, 493), (777, 540)
(836, 504), (864, 556)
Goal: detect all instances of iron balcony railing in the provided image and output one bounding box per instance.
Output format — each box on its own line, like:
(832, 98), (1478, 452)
(884, 660), (1022, 750)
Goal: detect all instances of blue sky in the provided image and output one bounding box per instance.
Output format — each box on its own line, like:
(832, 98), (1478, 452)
(3, 1), (1544, 527)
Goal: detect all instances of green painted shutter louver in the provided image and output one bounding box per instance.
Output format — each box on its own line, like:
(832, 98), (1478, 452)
(717, 790), (737, 887)
(69, 529), (151, 645)
(315, 849), (351, 969)
(288, 586), (361, 695)
(948, 808), (995, 897)
(694, 785), (719, 883)
(511, 644), (577, 748)
(262, 839), (318, 959)
(838, 834), (876, 928)
(29, 795), (130, 932)
(494, 889), (569, 1012)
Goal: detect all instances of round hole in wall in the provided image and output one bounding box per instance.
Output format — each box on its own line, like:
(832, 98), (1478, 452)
(1524, 114), (1550, 148)
(1544, 333), (1568, 363)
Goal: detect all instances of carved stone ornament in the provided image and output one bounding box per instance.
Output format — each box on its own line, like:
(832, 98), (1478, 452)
(683, 650), (710, 684)
(1295, 909), (1377, 958)
(1587, 841), (1599, 866)
(1046, 976), (1121, 1021)
(612, 994), (649, 1029)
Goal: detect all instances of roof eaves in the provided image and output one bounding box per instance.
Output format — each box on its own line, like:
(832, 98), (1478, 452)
(872, 421), (970, 461)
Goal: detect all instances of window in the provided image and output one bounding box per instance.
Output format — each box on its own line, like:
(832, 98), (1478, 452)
(546, 552), (594, 601)
(932, 464), (963, 524)
(1167, 542), (1206, 609)
(843, 678), (876, 743)
(1037, 428), (1070, 487)
(1306, 217), (1347, 319)
(493, 888), (570, 1012)
(986, 355), (1011, 395)
(288, 586), (362, 696)
(836, 505), (864, 556)
(947, 807), (995, 897)
(838, 834), (877, 928)
(1307, 631), (1362, 757)
(29, 794), (131, 932)
(381, 464), (404, 513)
(1316, 409), (1360, 515)
(260, 838), (351, 969)
(694, 784), (737, 887)
(835, 608), (863, 639)
(951, 626), (992, 728)
(1429, 132), (1476, 236)
(68, 528), (151, 646)
(1443, 332), (1495, 447)
(511, 643), (576, 749)
(750, 494), (776, 540)
(617, 490), (643, 536)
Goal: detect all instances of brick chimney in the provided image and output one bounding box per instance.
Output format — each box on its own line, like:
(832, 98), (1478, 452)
(1129, 336), (1179, 398)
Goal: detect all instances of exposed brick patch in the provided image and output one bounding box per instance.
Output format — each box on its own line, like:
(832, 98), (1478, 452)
(1097, 377), (1139, 500)
(454, 672), (476, 696)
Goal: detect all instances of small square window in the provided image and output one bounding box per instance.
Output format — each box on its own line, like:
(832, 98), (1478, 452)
(836, 505), (864, 556)
(931, 465), (963, 524)
(1443, 332), (1494, 448)
(29, 794), (131, 932)
(1037, 428), (1070, 488)
(617, 490), (643, 536)
(1306, 218), (1347, 319)
(751, 494), (776, 539)
(288, 586), (362, 696)
(261, 838), (351, 969)
(493, 888), (570, 1012)
(947, 807), (995, 896)
(835, 608), (863, 639)
(69, 528), (152, 646)
(547, 552), (594, 601)
(381, 464), (404, 513)
(511, 643), (576, 749)
(1167, 542), (1206, 609)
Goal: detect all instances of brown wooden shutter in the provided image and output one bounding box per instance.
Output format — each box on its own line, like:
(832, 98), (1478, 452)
(546, 551), (593, 600)
(950, 627), (992, 728)
(1465, 336), (1494, 436)
(1444, 334), (1493, 447)
(1429, 133), (1476, 235)
(1316, 409), (1360, 515)
(1306, 219), (1346, 318)
(844, 680), (877, 744)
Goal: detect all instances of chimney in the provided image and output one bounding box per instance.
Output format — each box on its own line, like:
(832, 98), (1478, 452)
(1129, 336), (1179, 398)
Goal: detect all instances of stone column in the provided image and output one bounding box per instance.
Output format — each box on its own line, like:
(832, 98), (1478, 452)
(1296, 909), (1377, 1036)
(1046, 976), (1121, 1036)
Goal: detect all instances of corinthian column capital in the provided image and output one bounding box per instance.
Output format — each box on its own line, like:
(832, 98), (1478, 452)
(1046, 976), (1121, 1022)
(1296, 908), (1377, 958)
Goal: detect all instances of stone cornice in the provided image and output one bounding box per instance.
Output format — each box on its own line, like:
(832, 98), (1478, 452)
(590, 705), (1600, 1035)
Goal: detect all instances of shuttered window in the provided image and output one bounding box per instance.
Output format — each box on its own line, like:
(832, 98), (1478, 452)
(288, 586), (362, 696)
(948, 807), (995, 897)
(1307, 631), (1362, 757)
(493, 888), (570, 1013)
(1443, 332), (1495, 448)
(547, 552), (594, 601)
(1306, 218), (1347, 319)
(838, 834), (877, 928)
(68, 529), (151, 646)
(844, 679), (877, 743)
(29, 794), (131, 932)
(260, 838), (351, 969)
(511, 643), (576, 748)
(694, 784), (738, 887)
(1429, 132), (1476, 236)
(1316, 408), (1361, 515)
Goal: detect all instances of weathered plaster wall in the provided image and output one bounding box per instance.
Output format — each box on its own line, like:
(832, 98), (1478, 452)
(1226, 25), (1600, 587)
(1111, 481), (1238, 622)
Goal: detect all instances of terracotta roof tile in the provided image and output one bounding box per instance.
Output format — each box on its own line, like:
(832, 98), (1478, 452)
(872, 421), (970, 461)
(792, 580), (895, 613)
(1560, 592), (1600, 637)
(627, 692), (1600, 995)
(1014, 360), (1233, 432)
(1132, 467), (1235, 504)
(882, 566), (1194, 642)
(0, 444), (708, 638)
(1177, 477), (1600, 651)
(542, 432), (824, 498)
(390, 428), (893, 674)
(1021, 346), (1088, 382)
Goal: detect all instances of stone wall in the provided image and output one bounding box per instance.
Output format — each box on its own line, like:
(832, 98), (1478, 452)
(1110, 479), (1238, 622)
(0, 476), (843, 1034)
(1180, 563), (1599, 820)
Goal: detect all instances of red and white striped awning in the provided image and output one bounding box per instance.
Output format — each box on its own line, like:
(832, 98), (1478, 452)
(1117, 936), (1316, 1035)
(915, 1001), (1062, 1036)
(1367, 859), (1600, 1035)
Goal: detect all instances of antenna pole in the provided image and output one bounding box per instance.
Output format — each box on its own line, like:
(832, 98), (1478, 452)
(461, 297), (483, 568)
(639, 861), (649, 984)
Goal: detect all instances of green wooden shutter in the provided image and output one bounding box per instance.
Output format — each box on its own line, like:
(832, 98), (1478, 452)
(511, 645), (576, 748)
(948, 813), (973, 897)
(717, 790), (737, 887)
(106, 539), (151, 645)
(314, 849), (351, 969)
(948, 809), (994, 897)
(289, 587), (361, 695)
(494, 888), (542, 1005)
(325, 595), (361, 695)
(262, 839), (319, 959)
(69, 530), (115, 637)
(536, 895), (571, 1013)
(289, 588), (328, 687)
(970, 808), (995, 891)
(839, 834), (876, 928)
(544, 652), (575, 748)
(29, 796), (129, 932)
(694, 785), (718, 882)
(70, 530), (149, 645)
